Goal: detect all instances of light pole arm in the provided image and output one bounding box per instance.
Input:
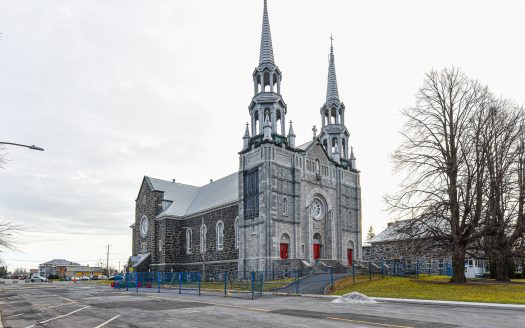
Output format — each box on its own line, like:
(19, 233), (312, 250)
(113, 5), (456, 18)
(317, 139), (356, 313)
(0, 142), (44, 151)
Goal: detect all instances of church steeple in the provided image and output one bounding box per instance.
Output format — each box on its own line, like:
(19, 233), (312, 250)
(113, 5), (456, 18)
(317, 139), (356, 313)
(245, 0), (288, 144)
(326, 37), (340, 104)
(259, 0), (275, 70)
(319, 37), (350, 162)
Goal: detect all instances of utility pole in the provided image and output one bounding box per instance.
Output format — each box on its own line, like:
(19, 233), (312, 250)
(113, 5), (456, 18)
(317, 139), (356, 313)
(105, 245), (111, 275)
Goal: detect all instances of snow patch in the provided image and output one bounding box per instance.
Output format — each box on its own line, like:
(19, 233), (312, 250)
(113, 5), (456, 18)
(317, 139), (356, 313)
(331, 292), (377, 304)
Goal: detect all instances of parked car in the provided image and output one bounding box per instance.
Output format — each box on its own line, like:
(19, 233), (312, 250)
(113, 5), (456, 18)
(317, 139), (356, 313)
(30, 275), (48, 282)
(79, 276), (90, 281)
(107, 275), (123, 281)
(98, 275), (107, 280)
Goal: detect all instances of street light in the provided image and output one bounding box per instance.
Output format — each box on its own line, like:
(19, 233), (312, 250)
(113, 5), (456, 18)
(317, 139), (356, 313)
(0, 142), (44, 151)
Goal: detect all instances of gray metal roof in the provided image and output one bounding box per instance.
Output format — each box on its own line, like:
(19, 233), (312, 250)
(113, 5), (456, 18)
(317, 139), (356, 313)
(258, 0), (275, 70)
(184, 173), (238, 215)
(147, 173), (238, 218)
(147, 177), (199, 216)
(39, 259), (80, 266)
(326, 41), (340, 104)
(369, 218), (449, 243)
(297, 140), (315, 151)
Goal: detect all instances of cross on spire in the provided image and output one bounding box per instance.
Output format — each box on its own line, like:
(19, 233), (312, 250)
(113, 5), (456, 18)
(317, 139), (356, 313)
(312, 125), (317, 139)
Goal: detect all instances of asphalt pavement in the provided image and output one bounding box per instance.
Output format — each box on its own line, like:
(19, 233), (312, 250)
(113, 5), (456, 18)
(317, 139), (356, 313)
(0, 281), (523, 328)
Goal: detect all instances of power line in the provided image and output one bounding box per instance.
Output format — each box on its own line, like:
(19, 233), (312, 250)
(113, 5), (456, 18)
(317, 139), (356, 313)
(21, 230), (129, 236)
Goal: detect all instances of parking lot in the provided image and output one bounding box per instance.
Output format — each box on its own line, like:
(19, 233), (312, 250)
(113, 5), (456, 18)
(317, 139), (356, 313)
(0, 281), (523, 327)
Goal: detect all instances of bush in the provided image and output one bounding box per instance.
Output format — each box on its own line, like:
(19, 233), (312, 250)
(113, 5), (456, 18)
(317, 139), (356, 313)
(48, 274), (60, 280)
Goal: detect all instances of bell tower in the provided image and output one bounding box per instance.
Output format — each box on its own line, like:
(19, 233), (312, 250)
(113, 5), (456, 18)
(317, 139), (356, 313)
(319, 38), (352, 167)
(248, 0), (287, 140)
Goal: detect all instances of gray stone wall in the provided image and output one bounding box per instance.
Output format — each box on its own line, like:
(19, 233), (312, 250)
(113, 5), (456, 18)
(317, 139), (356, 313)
(363, 240), (451, 274)
(132, 179), (164, 258)
(153, 204), (239, 275)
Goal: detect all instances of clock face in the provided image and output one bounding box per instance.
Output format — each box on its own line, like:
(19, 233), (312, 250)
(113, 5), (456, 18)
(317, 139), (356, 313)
(312, 199), (323, 220)
(140, 216), (149, 237)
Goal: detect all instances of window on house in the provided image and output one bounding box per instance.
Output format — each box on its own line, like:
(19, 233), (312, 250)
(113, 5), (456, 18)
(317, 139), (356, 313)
(200, 224), (207, 254)
(217, 221), (224, 250)
(426, 261), (432, 270)
(438, 259), (444, 268)
(186, 229), (192, 254)
(283, 198), (288, 216)
(234, 217), (240, 249)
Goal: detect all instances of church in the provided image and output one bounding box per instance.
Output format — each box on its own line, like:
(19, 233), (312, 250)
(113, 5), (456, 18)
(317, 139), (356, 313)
(130, 0), (363, 275)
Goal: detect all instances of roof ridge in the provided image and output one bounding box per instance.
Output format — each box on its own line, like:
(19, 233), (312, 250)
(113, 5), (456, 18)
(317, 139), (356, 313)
(146, 176), (199, 189)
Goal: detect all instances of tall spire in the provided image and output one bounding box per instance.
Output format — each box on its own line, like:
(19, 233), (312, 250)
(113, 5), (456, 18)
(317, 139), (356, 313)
(259, 0), (275, 69)
(326, 36), (339, 103)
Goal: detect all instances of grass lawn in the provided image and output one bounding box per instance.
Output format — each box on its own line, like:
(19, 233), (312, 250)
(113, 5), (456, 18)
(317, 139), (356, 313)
(158, 277), (295, 292)
(330, 275), (525, 305)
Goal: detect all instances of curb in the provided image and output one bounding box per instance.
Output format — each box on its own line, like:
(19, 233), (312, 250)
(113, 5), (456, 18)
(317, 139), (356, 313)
(370, 297), (525, 310)
(269, 292), (525, 310)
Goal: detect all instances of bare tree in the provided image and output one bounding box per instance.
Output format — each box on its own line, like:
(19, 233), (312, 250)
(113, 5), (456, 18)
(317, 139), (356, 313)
(0, 221), (22, 252)
(387, 67), (490, 283)
(480, 104), (525, 280)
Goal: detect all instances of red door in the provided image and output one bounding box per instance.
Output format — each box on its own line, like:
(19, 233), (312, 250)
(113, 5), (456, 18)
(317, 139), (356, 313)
(313, 243), (321, 260)
(279, 243), (288, 259)
(347, 249), (353, 265)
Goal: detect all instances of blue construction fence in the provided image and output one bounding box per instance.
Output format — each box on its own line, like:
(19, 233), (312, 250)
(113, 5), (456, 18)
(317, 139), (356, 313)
(113, 269), (320, 298)
(112, 262), (453, 298)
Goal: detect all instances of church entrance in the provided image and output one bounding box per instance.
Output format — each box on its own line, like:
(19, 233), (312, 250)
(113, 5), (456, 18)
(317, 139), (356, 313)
(347, 248), (353, 265)
(280, 243), (288, 259)
(313, 233), (322, 260)
(279, 233), (290, 260)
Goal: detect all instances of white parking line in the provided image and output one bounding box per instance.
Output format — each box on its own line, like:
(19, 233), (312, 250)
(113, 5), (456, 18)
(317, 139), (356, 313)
(24, 306), (90, 328)
(94, 314), (121, 328)
(9, 301), (78, 318)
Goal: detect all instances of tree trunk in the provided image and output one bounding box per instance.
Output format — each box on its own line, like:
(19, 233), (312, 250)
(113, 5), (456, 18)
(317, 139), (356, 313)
(450, 246), (467, 283)
(495, 252), (510, 282)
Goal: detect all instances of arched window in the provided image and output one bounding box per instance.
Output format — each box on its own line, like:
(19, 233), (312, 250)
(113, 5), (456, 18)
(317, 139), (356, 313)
(200, 224), (207, 254)
(283, 198), (288, 216)
(342, 138), (347, 159)
(276, 109), (282, 135)
(186, 228), (192, 254)
(216, 221), (224, 251)
(254, 110), (260, 134)
(234, 217), (240, 249)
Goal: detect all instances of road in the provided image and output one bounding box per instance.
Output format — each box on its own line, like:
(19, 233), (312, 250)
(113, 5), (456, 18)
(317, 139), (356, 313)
(1, 281), (523, 327)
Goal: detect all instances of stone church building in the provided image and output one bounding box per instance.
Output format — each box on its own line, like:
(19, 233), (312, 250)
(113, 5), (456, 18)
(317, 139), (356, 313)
(130, 0), (363, 275)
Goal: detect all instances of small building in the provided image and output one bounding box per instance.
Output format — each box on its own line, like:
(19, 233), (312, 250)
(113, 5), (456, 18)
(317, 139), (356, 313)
(63, 265), (103, 278)
(38, 259), (80, 278)
(365, 220), (487, 278)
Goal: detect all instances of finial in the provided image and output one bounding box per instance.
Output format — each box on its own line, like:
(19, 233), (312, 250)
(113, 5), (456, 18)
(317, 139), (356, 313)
(243, 122), (250, 138)
(288, 120), (295, 136)
(312, 125), (317, 139)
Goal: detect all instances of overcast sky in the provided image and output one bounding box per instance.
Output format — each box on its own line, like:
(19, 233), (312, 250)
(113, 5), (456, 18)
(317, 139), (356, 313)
(1, 0), (524, 271)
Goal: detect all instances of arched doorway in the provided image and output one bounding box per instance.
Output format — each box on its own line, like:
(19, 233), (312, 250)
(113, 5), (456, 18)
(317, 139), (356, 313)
(280, 233), (290, 259)
(347, 240), (354, 265)
(313, 233), (322, 260)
